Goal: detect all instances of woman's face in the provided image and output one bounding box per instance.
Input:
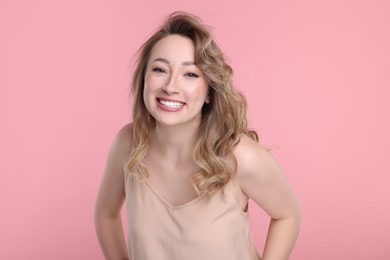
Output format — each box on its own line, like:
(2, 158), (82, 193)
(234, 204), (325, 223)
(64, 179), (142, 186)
(143, 35), (209, 128)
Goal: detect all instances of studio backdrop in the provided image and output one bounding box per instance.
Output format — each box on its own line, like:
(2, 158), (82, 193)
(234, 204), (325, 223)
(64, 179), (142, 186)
(1, 0), (389, 259)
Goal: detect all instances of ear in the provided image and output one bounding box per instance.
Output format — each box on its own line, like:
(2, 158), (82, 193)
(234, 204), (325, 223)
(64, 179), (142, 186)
(205, 95), (210, 104)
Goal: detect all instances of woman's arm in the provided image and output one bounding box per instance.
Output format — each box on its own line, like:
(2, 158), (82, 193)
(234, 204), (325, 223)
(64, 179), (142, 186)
(234, 136), (301, 260)
(94, 124), (132, 260)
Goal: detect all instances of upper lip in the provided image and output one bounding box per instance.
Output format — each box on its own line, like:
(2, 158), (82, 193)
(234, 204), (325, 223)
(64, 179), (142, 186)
(157, 97), (185, 104)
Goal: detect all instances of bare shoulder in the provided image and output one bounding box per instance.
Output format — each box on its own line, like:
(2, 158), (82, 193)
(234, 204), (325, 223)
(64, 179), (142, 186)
(233, 135), (284, 188)
(234, 135), (281, 174)
(115, 123), (133, 148)
(233, 135), (300, 220)
(108, 123), (133, 165)
(95, 123), (133, 216)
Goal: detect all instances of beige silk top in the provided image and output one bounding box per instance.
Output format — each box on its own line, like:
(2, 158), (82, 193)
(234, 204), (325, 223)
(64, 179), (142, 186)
(124, 171), (261, 260)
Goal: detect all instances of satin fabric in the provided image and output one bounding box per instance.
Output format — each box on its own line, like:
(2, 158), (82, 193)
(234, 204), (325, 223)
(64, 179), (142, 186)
(124, 171), (261, 260)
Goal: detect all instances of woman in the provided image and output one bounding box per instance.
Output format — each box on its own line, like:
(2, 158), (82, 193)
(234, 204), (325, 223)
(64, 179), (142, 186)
(95, 11), (300, 260)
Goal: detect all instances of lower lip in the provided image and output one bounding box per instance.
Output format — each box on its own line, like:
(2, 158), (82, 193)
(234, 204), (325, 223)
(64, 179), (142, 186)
(157, 99), (185, 112)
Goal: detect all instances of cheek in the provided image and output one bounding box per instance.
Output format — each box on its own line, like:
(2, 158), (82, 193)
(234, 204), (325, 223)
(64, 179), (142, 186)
(142, 85), (154, 115)
(143, 75), (157, 100)
(144, 74), (152, 90)
(144, 73), (164, 91)
(193, 83), (209, 100)
(143, 76), (154, 104)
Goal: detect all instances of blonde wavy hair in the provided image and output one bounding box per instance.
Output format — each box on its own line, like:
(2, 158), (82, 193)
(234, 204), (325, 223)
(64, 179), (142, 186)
(127, 11), (259, 194)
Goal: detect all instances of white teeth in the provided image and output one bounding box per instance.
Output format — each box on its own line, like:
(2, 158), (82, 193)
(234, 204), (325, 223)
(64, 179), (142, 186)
(159, 99), (184, 108)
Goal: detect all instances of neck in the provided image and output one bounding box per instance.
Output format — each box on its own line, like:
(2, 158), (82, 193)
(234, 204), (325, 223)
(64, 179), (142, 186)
(148, 121), (200, 163)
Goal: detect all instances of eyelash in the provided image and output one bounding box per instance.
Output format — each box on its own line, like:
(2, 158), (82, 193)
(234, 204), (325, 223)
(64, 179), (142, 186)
(152, 67), (166, 73)
(184, 73), (199, 78)
(152, 67), (199, 78)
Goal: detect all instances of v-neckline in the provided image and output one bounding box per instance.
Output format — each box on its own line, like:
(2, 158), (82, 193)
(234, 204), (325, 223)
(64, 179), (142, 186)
(143, 178), (207, 210)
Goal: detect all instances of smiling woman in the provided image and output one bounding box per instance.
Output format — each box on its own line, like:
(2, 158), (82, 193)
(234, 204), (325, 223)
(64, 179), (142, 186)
(94, 11), (300, 260)
(144, 35), (209, 126)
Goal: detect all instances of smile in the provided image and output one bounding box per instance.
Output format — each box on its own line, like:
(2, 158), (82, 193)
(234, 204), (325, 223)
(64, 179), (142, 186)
(158, 99), (185, 109)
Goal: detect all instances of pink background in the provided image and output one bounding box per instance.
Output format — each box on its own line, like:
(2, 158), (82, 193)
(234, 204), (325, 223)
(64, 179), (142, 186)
(1, 0), (389, 259)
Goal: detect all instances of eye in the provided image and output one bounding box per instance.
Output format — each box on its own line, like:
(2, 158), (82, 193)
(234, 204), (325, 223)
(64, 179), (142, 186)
(152, 67), (167, 73)
(184, 72), (199, 78)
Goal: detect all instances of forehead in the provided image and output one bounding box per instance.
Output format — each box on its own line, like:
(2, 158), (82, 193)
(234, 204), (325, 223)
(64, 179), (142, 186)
(149, 35), (195, 62)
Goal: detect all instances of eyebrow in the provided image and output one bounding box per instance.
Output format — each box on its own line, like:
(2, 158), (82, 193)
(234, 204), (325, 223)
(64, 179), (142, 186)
(153, 58), (195, 66)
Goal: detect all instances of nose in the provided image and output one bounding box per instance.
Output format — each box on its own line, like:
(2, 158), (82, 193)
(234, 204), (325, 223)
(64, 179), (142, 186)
(162, 74), (179, 95)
